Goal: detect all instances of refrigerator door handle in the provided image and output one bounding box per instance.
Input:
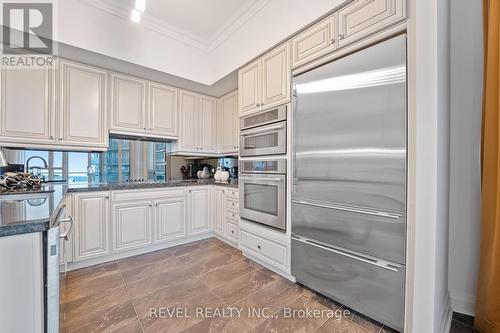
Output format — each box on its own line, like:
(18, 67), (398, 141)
(292, 235), (402, 273)
(291, 199), (403, 220)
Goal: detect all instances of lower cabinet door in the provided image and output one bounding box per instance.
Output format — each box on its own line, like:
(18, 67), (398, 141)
(73, 192), (110, 261)
(213, 188), (225, 235)
(187, 188), (210, 235)
(154, 197), (186, 243)
(112, 201), (152, 252)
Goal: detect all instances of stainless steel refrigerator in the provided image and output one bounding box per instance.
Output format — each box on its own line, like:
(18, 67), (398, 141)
(291, 35), (407, 332)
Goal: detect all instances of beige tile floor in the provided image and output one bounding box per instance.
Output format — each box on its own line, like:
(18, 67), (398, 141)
(60, 238), (398, 333)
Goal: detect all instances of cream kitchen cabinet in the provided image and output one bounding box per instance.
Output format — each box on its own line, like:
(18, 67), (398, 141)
(238, 61), (260, 115)
(148, 82), (179, 138)
(238, 42), (290, 115)
(110, 74), (180, 139)
(59, 60), (108, 149)
(110, 73), (147, 134)
(0, 66), (55, 145)
(291, 16), (337, 68)
(200, 96), (218, 152)
(211, 187), (239, 245)
(218, 91), (239, 154)
(153, 196), (186, 243)
(112, 200), (152, 252)
(0, 60), (108, 150)
(187, 187), (210, 236)
(176, 90), (217, 154)
(337, 0), (406, 48)
(72, 191), (110, 261)
(212, 187), (225, 236)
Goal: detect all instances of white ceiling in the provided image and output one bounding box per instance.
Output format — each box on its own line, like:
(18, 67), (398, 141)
(80, 0), (271, 50)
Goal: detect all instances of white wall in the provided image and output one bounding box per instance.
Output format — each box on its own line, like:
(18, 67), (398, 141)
(209, 0), (345, 81)
(448, 0), (483, 316)
(55, 0), (348, 85)
(57, 0), (213, 84)
(408, 0), (452, 331)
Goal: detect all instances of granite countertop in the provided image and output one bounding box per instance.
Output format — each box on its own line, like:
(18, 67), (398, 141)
(0, 184), (67, 237)
(0, 178), (238, 237)
(66, 178), (239, 193)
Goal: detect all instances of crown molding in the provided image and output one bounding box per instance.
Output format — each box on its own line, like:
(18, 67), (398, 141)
(78, 0), (272, 52)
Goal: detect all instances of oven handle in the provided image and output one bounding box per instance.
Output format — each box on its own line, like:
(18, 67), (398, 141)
(240, 176), (284, 182)
(240, 122), (285, 136)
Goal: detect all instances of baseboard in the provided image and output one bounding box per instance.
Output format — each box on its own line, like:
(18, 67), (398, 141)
(439, 293), (453, 333)
(450, 291), (476, 316)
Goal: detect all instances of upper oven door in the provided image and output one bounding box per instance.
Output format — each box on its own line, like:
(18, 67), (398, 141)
(240, 121), (287, 157)
(239, 173), (286, 230)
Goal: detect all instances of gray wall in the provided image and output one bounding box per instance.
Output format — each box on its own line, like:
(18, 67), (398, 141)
(448, 0), (483, 315)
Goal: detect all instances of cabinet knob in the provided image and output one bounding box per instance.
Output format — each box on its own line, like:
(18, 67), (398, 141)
(330, 38), (335, 44)
(256, 103), (260, 107)
(231, 230), (234, 234)
(257, 245), (261, 250)
(338, 34), (344, 40)
(50, 136), (55, 140)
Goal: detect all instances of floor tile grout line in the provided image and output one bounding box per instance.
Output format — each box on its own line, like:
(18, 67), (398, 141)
(116, 260), (145, 333)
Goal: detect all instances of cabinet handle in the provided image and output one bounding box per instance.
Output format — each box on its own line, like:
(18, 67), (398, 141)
(50, 136), (55, 140)
(149, 204), (153, 207)
(104, 195), (109, 199)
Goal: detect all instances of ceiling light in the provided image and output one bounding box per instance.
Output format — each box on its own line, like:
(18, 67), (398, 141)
(135, 0), (146, 12)
(130, 8), (141, 23)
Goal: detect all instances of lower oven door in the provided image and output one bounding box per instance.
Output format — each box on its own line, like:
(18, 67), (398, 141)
(239, 173), (286, 230)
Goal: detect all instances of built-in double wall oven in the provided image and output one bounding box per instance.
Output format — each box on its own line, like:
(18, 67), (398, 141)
(239, 104), (288, 231)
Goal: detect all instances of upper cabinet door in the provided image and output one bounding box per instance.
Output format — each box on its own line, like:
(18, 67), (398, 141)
(261, 42), (291, 109)
(219, 91), (238, 153)
(59, 61), (107, 148)
(111, 73), (146, 133)
(200, 95), (217, 153)
(0, 67), (55, 143)
(337, 0), (406, 47)
(291, 16), (336, 68)
(179, 90), (199, 151)
(148, 82), (178, 138)
(238, 60), (261, 115)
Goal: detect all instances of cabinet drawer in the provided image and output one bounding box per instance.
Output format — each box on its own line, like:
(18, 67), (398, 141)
(240, 230), (287, 269)
(291, 16), (336, 68)
(291, 238), (404, 331)
(226, 222), (239, 243)
(225, 189), (239, 200)
(226, 198), (239, 212)
(226, 210), (239, 221)
(338, 0), (406, 48)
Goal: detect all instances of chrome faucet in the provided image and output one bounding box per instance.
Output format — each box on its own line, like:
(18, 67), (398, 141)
(25, 156), (48, 176)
